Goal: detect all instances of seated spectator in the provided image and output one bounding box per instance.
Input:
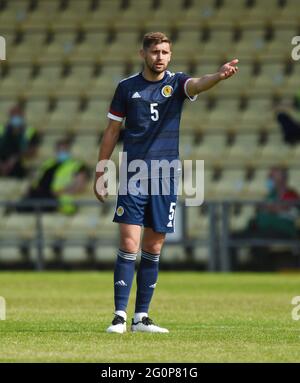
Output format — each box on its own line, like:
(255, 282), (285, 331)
(253, 166), (300, 238)
(230, 166), (300, 269)
(17, 138), (89, 214)
(234, 166), (300, 240)
(0, 106), (40, 178)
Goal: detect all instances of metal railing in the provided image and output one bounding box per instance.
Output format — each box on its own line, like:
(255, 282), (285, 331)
(0, 199), (299, 271)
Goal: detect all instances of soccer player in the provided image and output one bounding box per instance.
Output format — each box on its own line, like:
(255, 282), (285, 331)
(94, 32), (238, 333)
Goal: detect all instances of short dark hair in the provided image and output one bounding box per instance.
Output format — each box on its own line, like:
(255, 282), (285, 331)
(56, 138), (71, 149)
(142, 31), (171, 50)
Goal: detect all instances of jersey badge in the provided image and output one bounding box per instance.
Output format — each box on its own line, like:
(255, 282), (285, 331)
(161, 85), (173, 98)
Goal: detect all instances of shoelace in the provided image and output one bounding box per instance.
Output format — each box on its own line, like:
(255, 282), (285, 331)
(112, 315), (125, 325)
(141, 317), (154, 326)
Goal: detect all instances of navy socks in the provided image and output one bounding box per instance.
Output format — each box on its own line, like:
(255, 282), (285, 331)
(135, 250), (160, 314)
(113, 248), (160, 315)
(114, 249), (137, 312)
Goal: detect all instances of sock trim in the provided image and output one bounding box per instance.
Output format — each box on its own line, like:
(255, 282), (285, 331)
(141, 249), (160, 262)
(118, 248), (138, 261)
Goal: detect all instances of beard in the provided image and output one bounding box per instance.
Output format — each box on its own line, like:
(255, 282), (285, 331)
(145, 58), (168, 74)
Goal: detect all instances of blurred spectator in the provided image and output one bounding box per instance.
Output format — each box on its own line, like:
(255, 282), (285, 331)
(17, 138), (89, 214)
(234, 166), (300, 240)
(251, 166), (300, 238)
(275, 98), (300, 145)
(0, 106), (40, 178)
(277, 112), (300, 145)
(230, 166), (300, 269)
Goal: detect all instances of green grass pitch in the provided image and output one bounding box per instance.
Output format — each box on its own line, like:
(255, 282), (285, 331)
(0, 271), (300, 362)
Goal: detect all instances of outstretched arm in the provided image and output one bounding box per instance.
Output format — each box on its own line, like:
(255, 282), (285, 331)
(186, 59), (239, 97)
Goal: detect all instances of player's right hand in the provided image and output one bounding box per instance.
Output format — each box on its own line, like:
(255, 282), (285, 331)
(93, 173), (108, 203)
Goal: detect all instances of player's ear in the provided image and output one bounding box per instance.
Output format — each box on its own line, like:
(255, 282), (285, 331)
(139, 48), (145, 59)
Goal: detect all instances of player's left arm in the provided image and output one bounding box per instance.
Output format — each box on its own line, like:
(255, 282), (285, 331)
(186, 59), (239, 97)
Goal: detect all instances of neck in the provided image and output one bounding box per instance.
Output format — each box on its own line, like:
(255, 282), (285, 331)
(142, 66), (165, 82)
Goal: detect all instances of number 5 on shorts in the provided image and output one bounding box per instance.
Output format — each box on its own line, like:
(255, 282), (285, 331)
(167, 202), (176, 228)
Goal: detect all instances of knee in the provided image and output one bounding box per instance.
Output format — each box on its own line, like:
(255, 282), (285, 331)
(120, 237), (139, 254)
(142, 242), (163, 255)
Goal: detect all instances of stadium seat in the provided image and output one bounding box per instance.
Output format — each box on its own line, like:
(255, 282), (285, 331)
(186, 206), (209, 239)
(246, 0), (284, 23)
(30, 246), (57, 263)
(190, 133), (227, 164)
(118, 0), (154, 28)
(28, 65), (63, 97)
(233, 29), (267, 60)
(42, 213), (71, 240)
(212, 169), (246, 199)
(0, 178), (29, 200)
(48, 1), (90, 29)
(0, 66), (32, 98)
(73, 99), (110, 133)
(161, 244), (188, 263)
(83, 0), (129, 30)
(289, 168), (300, 191)
(45, 99), (78, 131)
(244, 168), (268, 199)
(69, 31), (109, 62)
(213, 0), (251, 25)
(22, 1), (62, 29)
(71, 135), (98, 165)
(40, 32), (76, 63)
(57, 65), (93, 96)
(94, 245), (118, 262)
(230, 205), (256, 231)
(193, 245), (209, 263)
(0, 213), (36, 240)
(0, 246), (24, 263)
(225, 134), (261, 167)
(0, 0), (28, 28)
(61, 246), (89, 264)
(172, 30), (202, 59)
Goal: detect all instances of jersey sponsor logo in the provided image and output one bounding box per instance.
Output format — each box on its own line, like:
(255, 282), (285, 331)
(116, 206), (124, 216)
(132, 92), (141, 98)
(161, 85), (173, 98)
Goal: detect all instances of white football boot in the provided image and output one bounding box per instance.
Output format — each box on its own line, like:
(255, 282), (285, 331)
(131, 316), (169, 333)
(106, 314), (127, 334)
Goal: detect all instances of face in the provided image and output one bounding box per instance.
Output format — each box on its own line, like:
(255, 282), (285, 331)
(140, 42), (172, 74)
(269, 168), (286, 186)
(9, 115), (25, 132)
(56, 143), (71, 162)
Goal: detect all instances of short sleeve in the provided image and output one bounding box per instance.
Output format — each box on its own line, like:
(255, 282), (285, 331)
(107, 82), (127, 122)
(178, 72), (198, 102)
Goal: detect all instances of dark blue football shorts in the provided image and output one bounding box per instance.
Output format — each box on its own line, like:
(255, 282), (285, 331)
(113, 176), (178, 233)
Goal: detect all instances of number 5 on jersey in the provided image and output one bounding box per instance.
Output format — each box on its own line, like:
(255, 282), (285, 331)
(150, 103), (159, 121)
(167, 202), (176, 228)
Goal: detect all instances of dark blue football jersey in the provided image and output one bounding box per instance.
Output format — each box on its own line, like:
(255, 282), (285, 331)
(107, 70), (197, 171)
